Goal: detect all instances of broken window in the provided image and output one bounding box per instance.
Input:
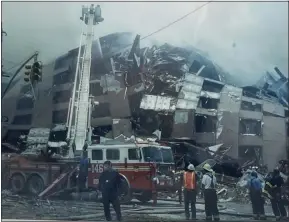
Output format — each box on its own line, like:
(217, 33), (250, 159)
(12, 114), (32, 125)
(91, 150), (103, 160)
(239, 145), (263, 165)
(52, 109), (68, 124)
(91, 102), (110, 118)
(239, 119), (262, 136)
(195, 114), (217, 133)
(53, 90), (71, 104)
(198, 97), (219, 109)
(106, 149), (120, 160)
(201, 79), (224, 93)
(128, 148), (139, 160)
(16, 97), (34, 110)
(241, 101), (262, 112)
(3, 129), (29, 145)
(54, 54), (69, 70)
(53, 70), (72, 85)
(189, 60), (202, 74)
(90, 82), (103, 96)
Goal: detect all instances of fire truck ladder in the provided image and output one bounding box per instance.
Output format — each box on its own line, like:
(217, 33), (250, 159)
(66, 5), (103, 157)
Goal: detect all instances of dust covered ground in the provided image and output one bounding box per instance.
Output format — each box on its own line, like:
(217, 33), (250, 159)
(1, 190), (280, 221)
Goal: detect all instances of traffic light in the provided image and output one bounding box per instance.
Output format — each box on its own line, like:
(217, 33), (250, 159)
(24, 64), (32, 82)
(31, 61), (42, 81)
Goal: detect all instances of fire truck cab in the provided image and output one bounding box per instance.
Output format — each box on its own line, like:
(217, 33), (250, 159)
(86, 140), (176, 203)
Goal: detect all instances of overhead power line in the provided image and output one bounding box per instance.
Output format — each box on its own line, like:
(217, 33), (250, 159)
(141, 1), (212, 40)
(111, 1), (212, 55)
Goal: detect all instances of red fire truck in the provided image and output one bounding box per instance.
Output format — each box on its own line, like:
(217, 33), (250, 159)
(86, 140), (176, 203)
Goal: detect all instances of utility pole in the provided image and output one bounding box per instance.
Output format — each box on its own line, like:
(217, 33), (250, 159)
(66, 4), (103, 157)
(2, 52), (39, 99)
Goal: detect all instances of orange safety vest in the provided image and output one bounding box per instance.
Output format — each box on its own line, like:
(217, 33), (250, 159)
(183, 171), (196, 190)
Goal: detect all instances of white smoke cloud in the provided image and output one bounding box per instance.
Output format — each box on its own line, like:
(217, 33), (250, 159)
(2, 1), (288, 85)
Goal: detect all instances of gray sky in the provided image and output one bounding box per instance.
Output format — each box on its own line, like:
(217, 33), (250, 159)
(2, 1), (288, 85)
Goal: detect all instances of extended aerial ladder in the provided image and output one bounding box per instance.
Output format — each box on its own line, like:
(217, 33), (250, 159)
(66, 4), (104, 158)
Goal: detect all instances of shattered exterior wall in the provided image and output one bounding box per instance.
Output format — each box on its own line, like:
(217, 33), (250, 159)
(216, 85), (242, 159)
(1, 32), (287, 170)
(263, 116), (287, 170)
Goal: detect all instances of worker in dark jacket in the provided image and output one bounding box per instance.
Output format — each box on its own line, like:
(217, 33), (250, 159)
(180, 164), (198, 220)
(98, 161), (122, 221)
(247, 171), (266, 220)
(265, 169), (287, 221)
(202, 163), (220, 221)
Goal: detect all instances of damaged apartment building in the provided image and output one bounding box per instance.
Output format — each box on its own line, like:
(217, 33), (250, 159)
(2, 32), (288, 171)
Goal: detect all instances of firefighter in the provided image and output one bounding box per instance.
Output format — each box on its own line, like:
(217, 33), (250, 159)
(98, 161), (122, 221)
(181, 164), (198, 220)
(78, 151), (88, 192)
(265, 169), (287, 221)
(247, 171), (266, 220)
(202, 163), (220, 221)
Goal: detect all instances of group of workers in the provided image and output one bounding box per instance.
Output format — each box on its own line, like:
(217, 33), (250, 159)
(181, 162), (220, 221)
(78, 154), (288, 222)
(248, 168), (288, 221)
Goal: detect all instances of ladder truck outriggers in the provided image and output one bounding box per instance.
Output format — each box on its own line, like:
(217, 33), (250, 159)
(5, 5), (177, 203)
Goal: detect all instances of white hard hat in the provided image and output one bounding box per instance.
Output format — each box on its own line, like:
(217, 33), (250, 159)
(187, 164), (195, 171)
(203, 163), (213, 172)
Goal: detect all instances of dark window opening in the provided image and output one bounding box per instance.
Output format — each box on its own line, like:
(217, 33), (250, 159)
(52, 109), (68, 124)
(92, 125), (112, 137)
(92, 150), (103, 160)
(16, 97), (34, 110)
(189, 60), (202, 74)
(3, 129), (29, 146)
(201, 79), (224, 93)
(53, 70), (72, 85)
(195, 115), (217, 133)
(239, 145), (262, 165)
(128, 148), (139, 160)
(49, 129), (67, 142)
(53, 90), (71, 104)
(239, 119), (262, 136)
(287, 123), (289, 137)
(242, 86), (260, 99)
(54, 54), (69, 70)
(90, 82), (103, 96)
(91, 102), (110, 118)
(241, 101), (262, 112)
(106, 149), (120, 160)
(198, 97), (219, 109)
(12, 114), (32, 125)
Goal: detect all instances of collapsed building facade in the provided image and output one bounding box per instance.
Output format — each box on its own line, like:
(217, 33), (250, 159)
(2, 32), (288, 171)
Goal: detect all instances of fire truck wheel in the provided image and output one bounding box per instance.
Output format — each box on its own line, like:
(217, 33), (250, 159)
(136, 191), (152, 203)
(10, 173), (26, 193)
(26, 174), (45, 195)
(119, 176), (132, 204)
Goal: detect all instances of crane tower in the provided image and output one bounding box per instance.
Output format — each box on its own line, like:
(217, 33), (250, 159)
(66, 4), (104, 157)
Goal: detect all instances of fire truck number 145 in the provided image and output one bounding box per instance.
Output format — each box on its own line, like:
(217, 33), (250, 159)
(92, 164), (104, 173)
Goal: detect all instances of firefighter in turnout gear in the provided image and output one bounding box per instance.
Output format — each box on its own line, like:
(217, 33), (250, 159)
(98, 161), (122, 221)
(265, 169), (287, 221)
(202, 163), (220, 221)
(181, 164), (198, 220)
(247, 171), (266, 220)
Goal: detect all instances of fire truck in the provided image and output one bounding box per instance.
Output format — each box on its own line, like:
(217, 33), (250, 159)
(86, 140), (176, 203)
(3, 5), (178, 203)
